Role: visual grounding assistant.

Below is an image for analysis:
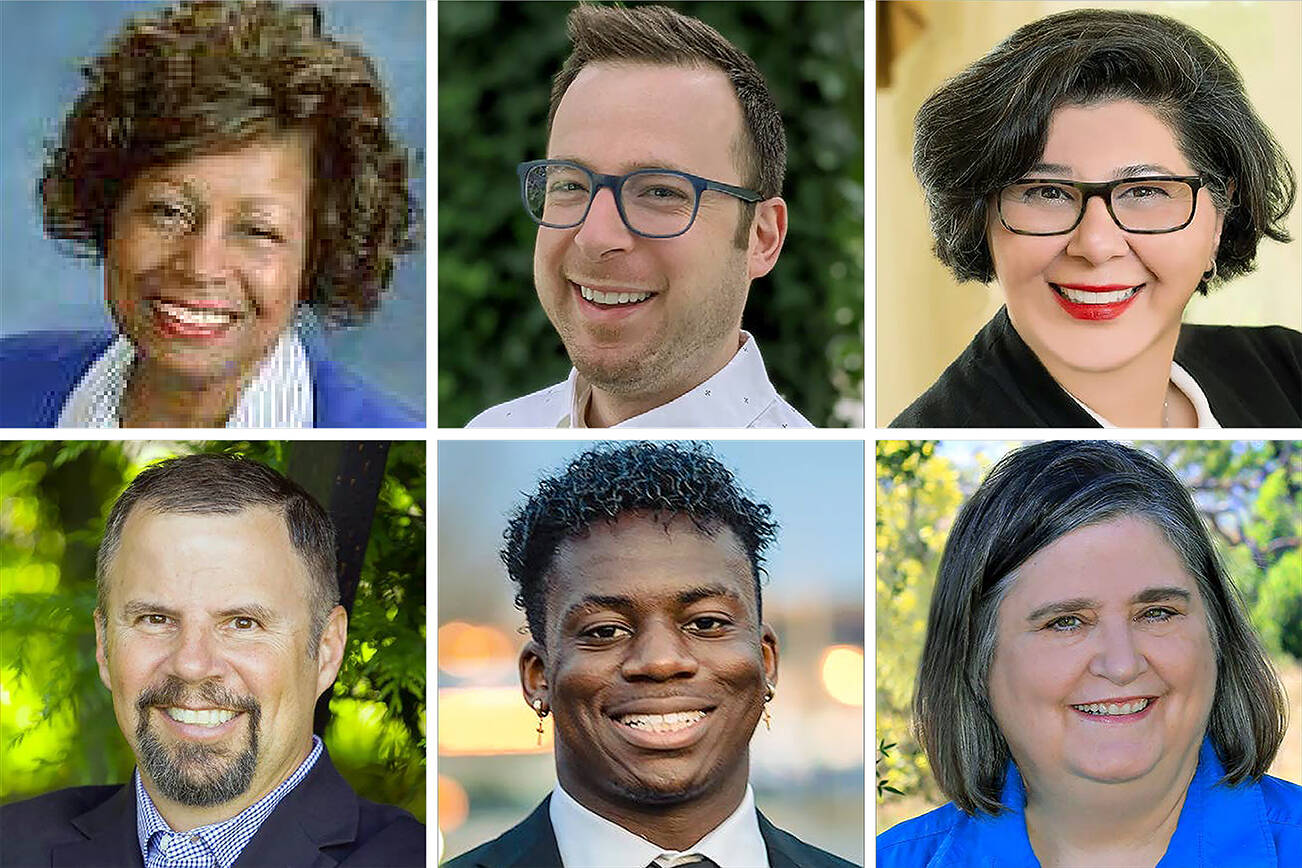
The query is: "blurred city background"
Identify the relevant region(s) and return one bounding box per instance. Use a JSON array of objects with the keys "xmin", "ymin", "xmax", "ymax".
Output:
[
  {"xmin": 438, "ymin": 440, "xmax": 865, "ymax": 864},
  {"xmin": 876, "ymin": 440, "xmax": 1302, "ymax": 833},
  {"xmin": 438, "ymin": 1, "xmax": 864, "ymax": 426},
  {"xmin": 0, "ymin": 440, "xmax": 426, "ymax": 821}
]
